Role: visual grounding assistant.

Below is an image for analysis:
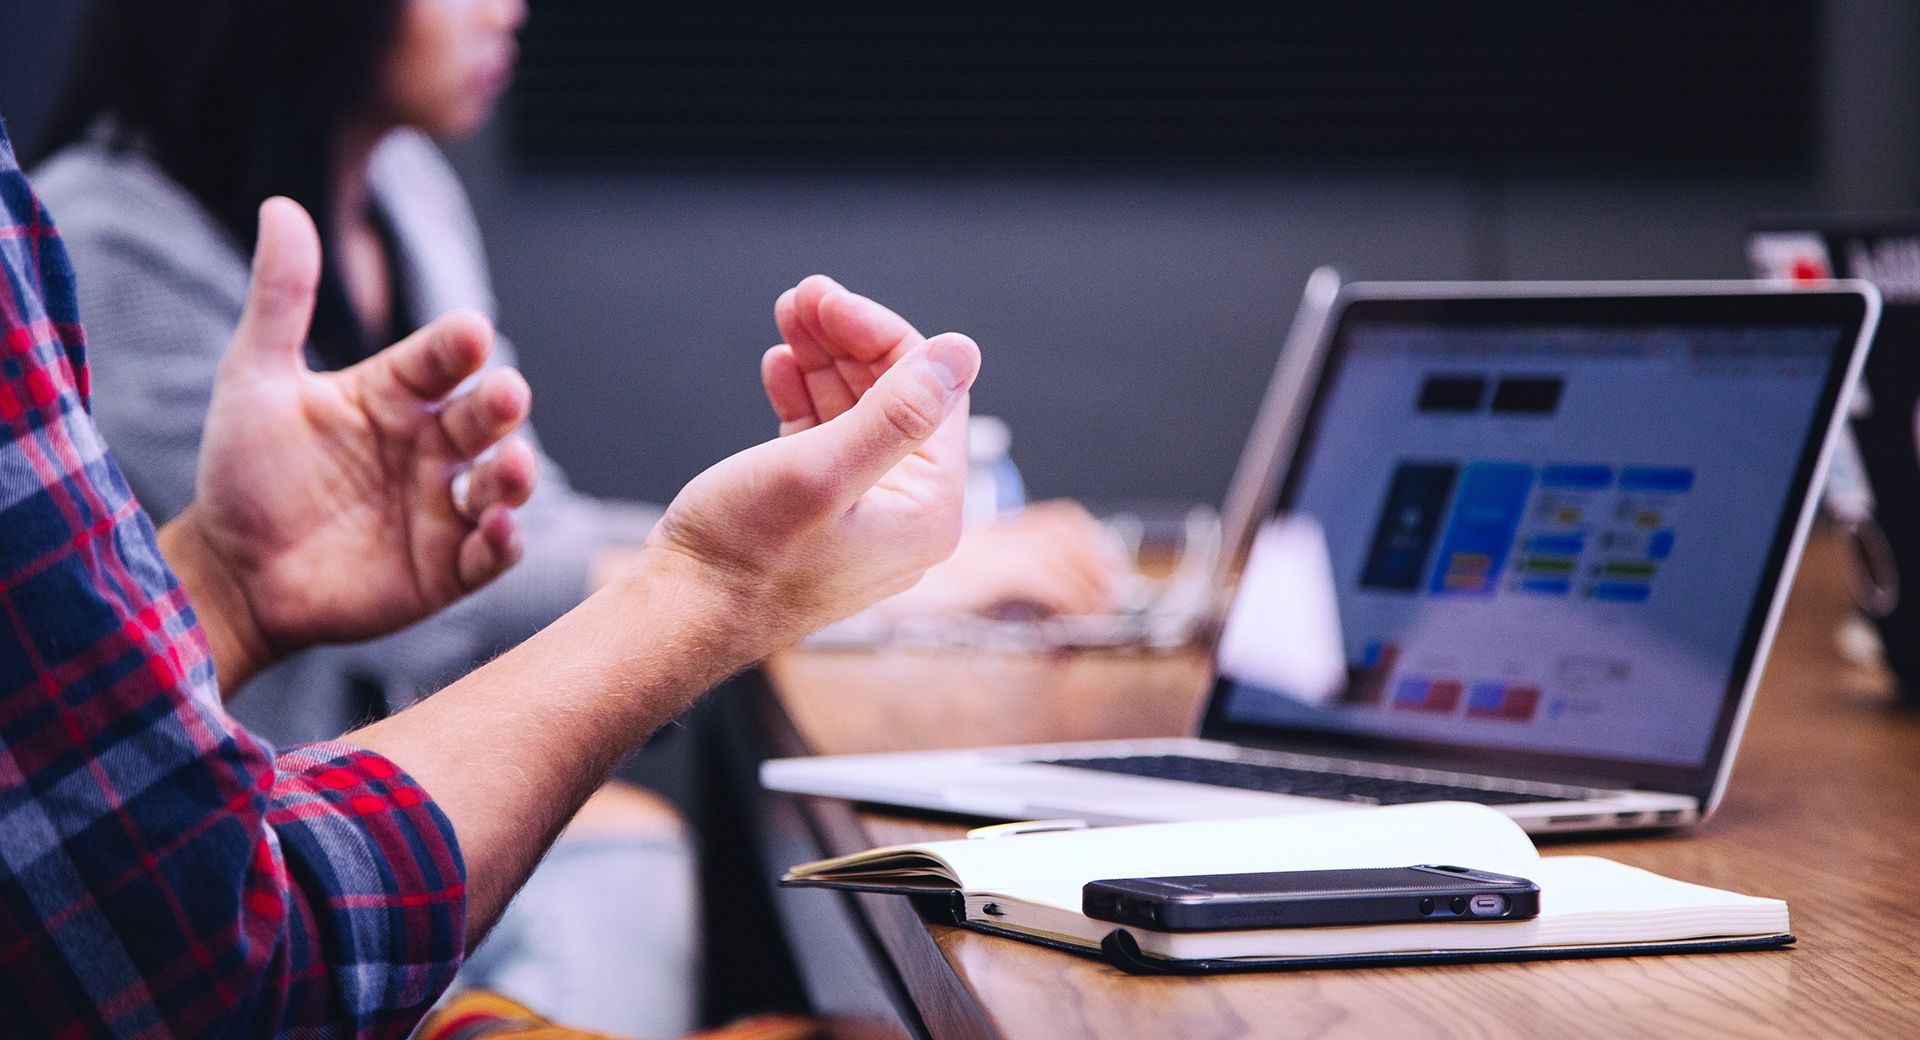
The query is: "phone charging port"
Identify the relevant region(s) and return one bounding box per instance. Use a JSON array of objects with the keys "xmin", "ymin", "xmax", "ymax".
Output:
[{"xmin": 1468, "ymin": 894, "xmax": 1509, "ymax": 917}]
